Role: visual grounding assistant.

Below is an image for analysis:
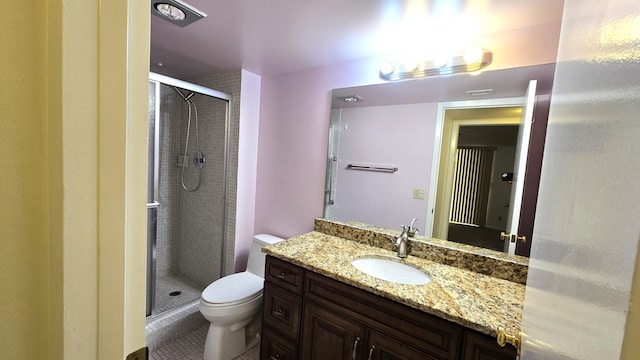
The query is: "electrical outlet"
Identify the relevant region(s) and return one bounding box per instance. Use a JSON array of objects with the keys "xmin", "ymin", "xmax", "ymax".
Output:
[
  {"xmin": 413, "ymin": 188, "xmax": 425, "ymax": 200},
  {"xmin": 126, "ymin": 347, "xmax": 148, "ymax": 360}
]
